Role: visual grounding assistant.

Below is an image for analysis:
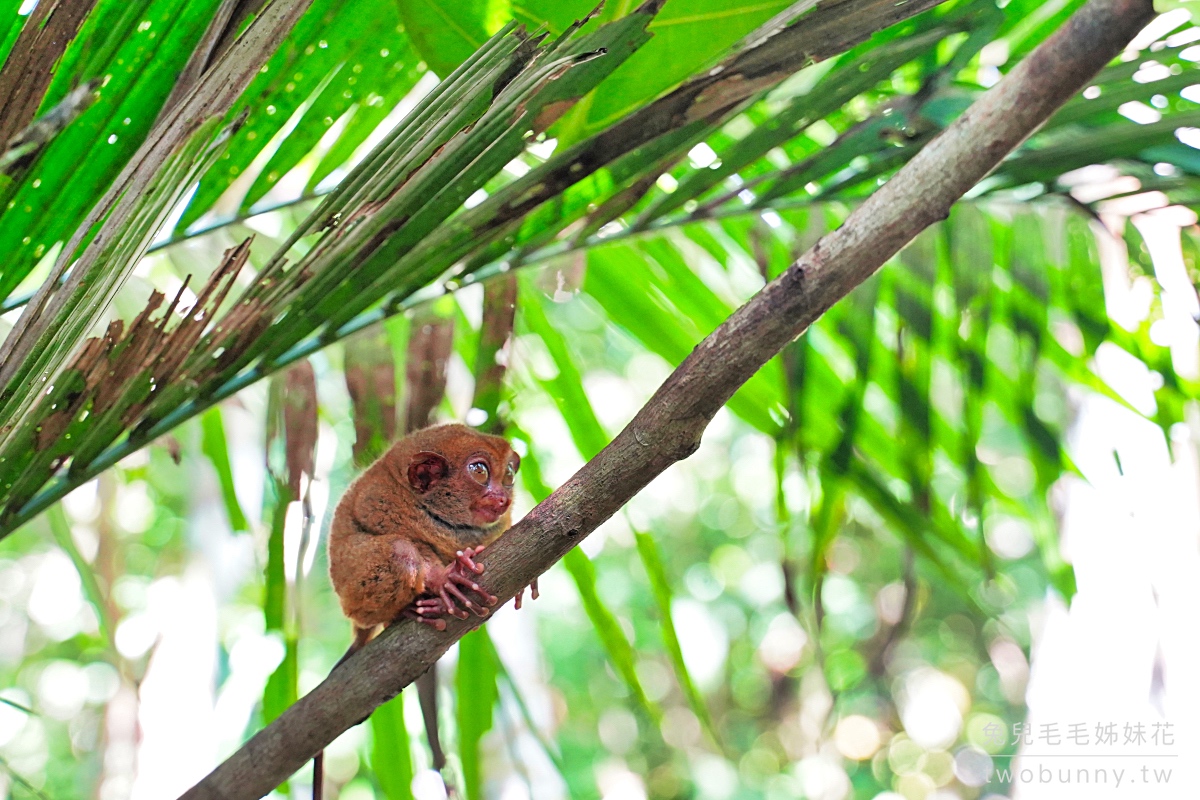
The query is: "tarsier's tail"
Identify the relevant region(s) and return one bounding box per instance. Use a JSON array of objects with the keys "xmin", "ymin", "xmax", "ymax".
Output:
[{"xmin": 312, "ymin": 752, "xmax": 326, "ymax": 800}]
